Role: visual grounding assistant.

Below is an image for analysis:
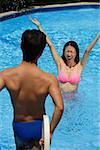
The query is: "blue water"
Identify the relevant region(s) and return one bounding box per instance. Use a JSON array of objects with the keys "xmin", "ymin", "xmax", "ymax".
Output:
[{"xmin": 0, "ymin": 7, "xmax": 100, "ymax": 150}]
